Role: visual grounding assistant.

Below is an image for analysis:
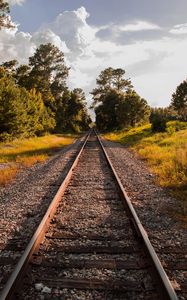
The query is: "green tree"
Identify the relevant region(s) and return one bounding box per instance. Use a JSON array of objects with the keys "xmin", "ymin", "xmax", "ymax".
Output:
[
  {"xmin": 54, "ymin": 88, "xmax": 71, "ymax": 132},
  {"xmin": 91, "ymin": 67, "xmax": 132, "ymax": 107},
  {"xmin": 28, "ymin": 43, "xmax": 69, "ymax": 108},
  {"xmin": 95, "ymin": 90, "xmax": 120, "ymax": 131},
  {"xmin": 92, "ymin": 67, "xmax": 150, "ymax": 131},
  {"xmin": 0, "ymin": 0, "xmax": 14, "ymax": 29},
  {"xmin": 0, "ymin": 68, "xmax": 55, "ymax": 140},
  {"xmin": 27, "ymin": 88, "xmax": 55, "ymax": 135},
  {"xmin": 65, "ymin": 88, "xmax": 90, "ymax": 132},
  {"xmin": 171, "ymin": 79, "xmax": 187, "ymax": 121},
  {"xmin": 14, "ymin": 43, "xmax": 69, "ymax": 132},
  {"xmin": 15, "ymin": 64, "xmax": 31, "ymax": 87},
  {"xmin": 117, "ymin": 90, "xmax": 150, "ymax": 128},
  {"xmin": 54, "ymin": 88, "xmax": 91, "ymax": 133},
  {"xmin": 0, "ymin": 68, "xmax": 30, "ymax": 139}
]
